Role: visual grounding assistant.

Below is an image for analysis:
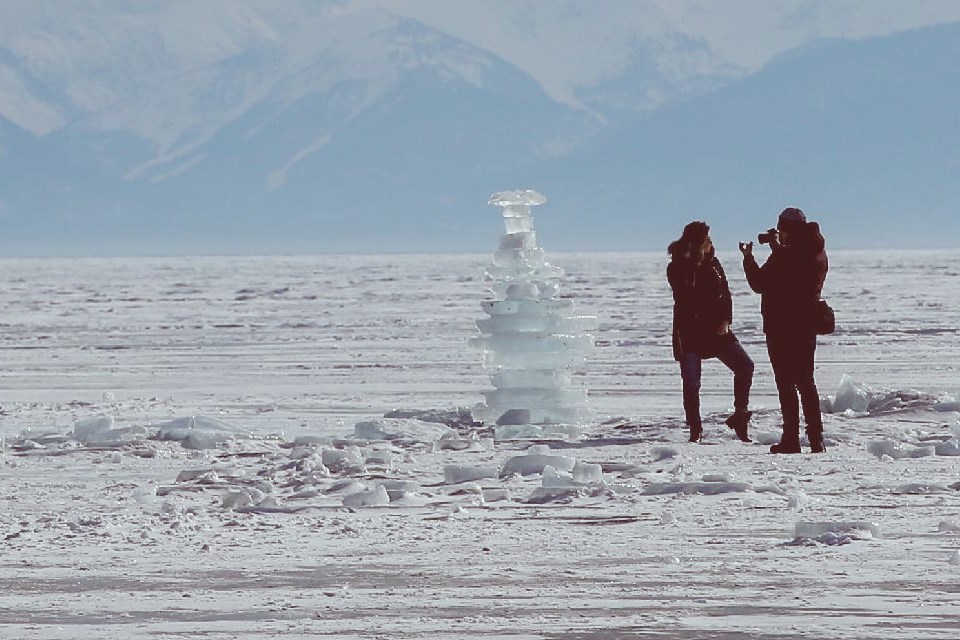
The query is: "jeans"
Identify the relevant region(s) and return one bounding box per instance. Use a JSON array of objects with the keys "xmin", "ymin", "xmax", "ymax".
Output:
[
  {"xmin": 678, "ymin": 333, "xmax": 754, "ymax": 429},
  {"xmin": 766, "ymin": 332, "xmax": 823, "ymax": 439}
]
